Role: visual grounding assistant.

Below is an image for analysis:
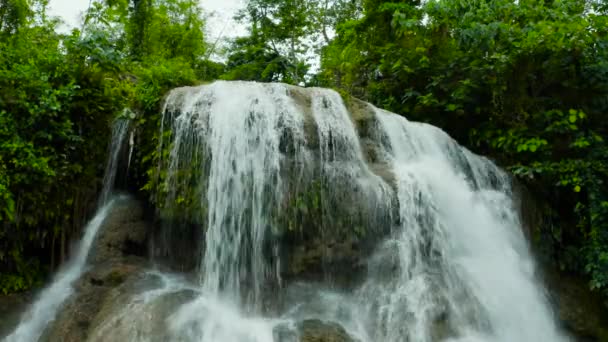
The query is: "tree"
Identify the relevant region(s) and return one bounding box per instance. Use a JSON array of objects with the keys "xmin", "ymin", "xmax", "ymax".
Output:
[
  {"xmin": 0, "ymin": 0, "xmax": 31, "ymax": 34},
  {"xmin": 221, "ymin": 0, "xmax": 313, "ymax": 83}
]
